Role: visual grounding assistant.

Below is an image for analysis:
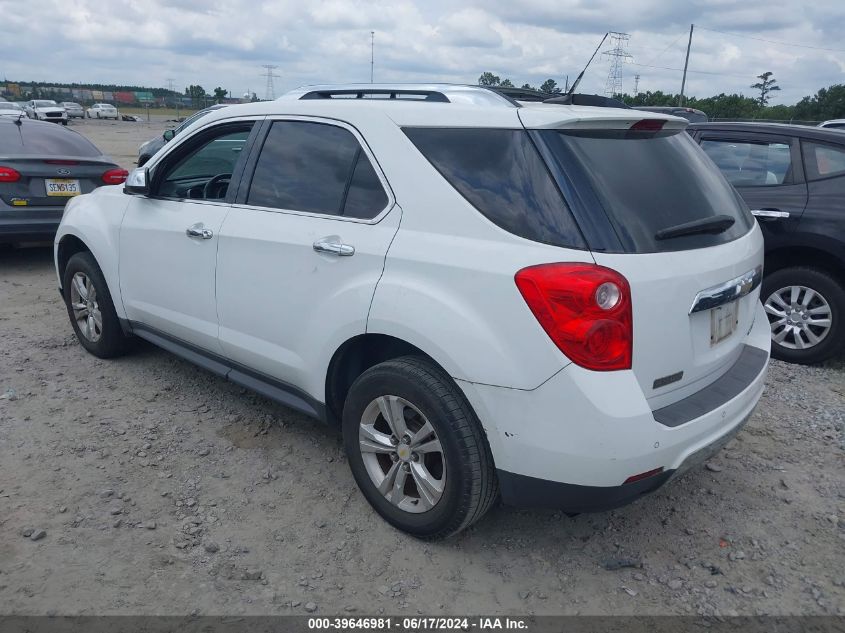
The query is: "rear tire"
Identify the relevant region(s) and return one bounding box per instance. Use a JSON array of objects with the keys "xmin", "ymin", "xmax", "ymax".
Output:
[
  {"xmin": 62, "ymin": 252, "xmax": 131, "ymax": 359},
  {"xmin": 762, "ymin": 266, "xmax": 844, "ymax": 364},
  {"xmin": 342, "ymin": 356, "xmax": 498, "ymax": 539}
]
